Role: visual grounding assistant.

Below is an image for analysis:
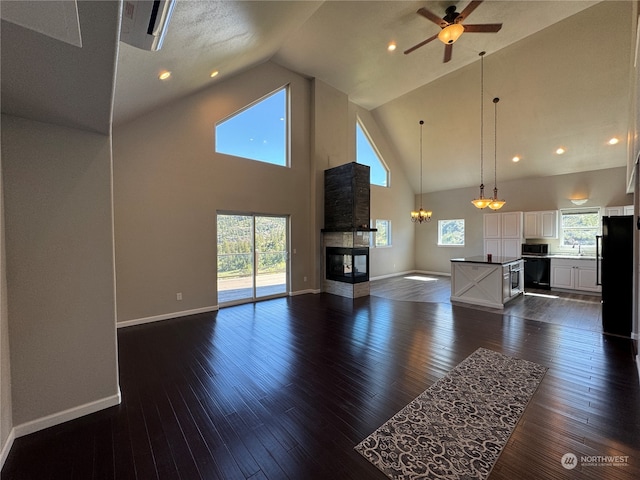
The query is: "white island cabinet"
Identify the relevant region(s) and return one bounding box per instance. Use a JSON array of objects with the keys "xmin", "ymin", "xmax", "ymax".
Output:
[{"xmin": 451, "ymin": 256, "xmax": 523, "ymax": 309}]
